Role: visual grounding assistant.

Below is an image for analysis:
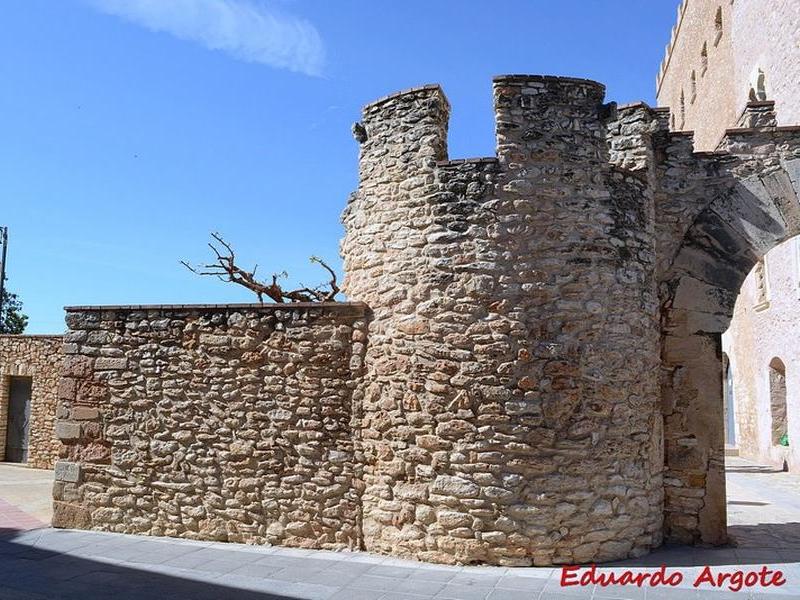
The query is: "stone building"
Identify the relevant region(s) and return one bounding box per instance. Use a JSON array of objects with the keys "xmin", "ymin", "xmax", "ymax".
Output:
[
  {"xmin": 722, "ymin": 238, "xmax": 800, "ymax": 471},
  {"xmin": 656, "ymin": 0, "xmax": 800, "ymax": 151},
  {"xmin": 52, "ymin": 75, "xmax": 800, "ymax": 565},
  {"xmin": 657, "ymin": 0, "xmax": 800, "ymax": 473},
  {"xmin": 0, "ymin": 335, "xmax": 63, "ymax": 469}
]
